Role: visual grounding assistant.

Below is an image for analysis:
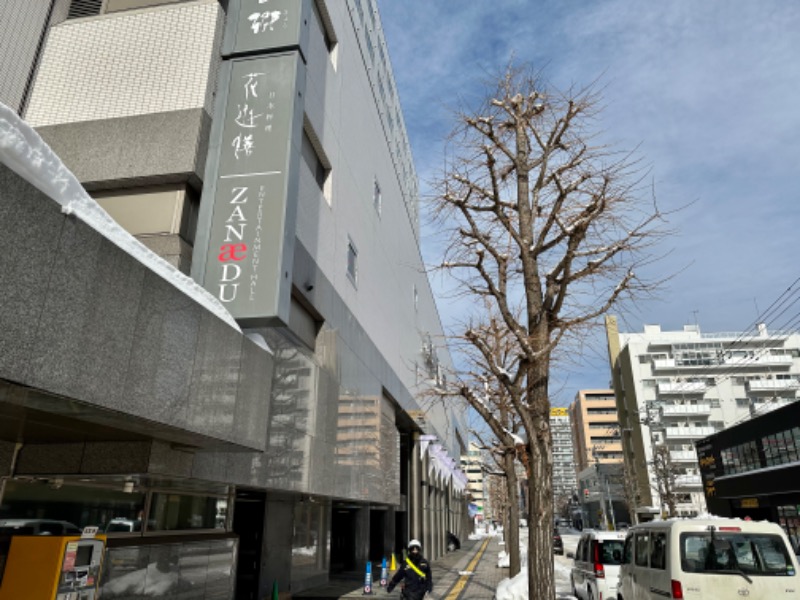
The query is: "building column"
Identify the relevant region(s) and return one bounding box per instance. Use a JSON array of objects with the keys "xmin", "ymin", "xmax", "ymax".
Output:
[
  {"xmin": 260, "ymin": 493, "xmax": 294, "ymax": 599},
  {"xmin": 411, "ymin": 434, "xmax": 421, "ymax": 541}
]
